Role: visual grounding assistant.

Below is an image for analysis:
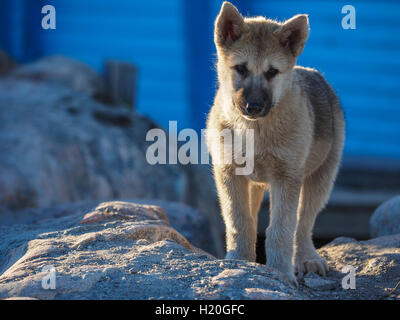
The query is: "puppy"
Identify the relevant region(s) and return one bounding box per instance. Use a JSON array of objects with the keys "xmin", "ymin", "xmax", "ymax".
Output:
[{"xmin": 206, "ymin": 2, "xmax": 345, "ymax": 286}]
